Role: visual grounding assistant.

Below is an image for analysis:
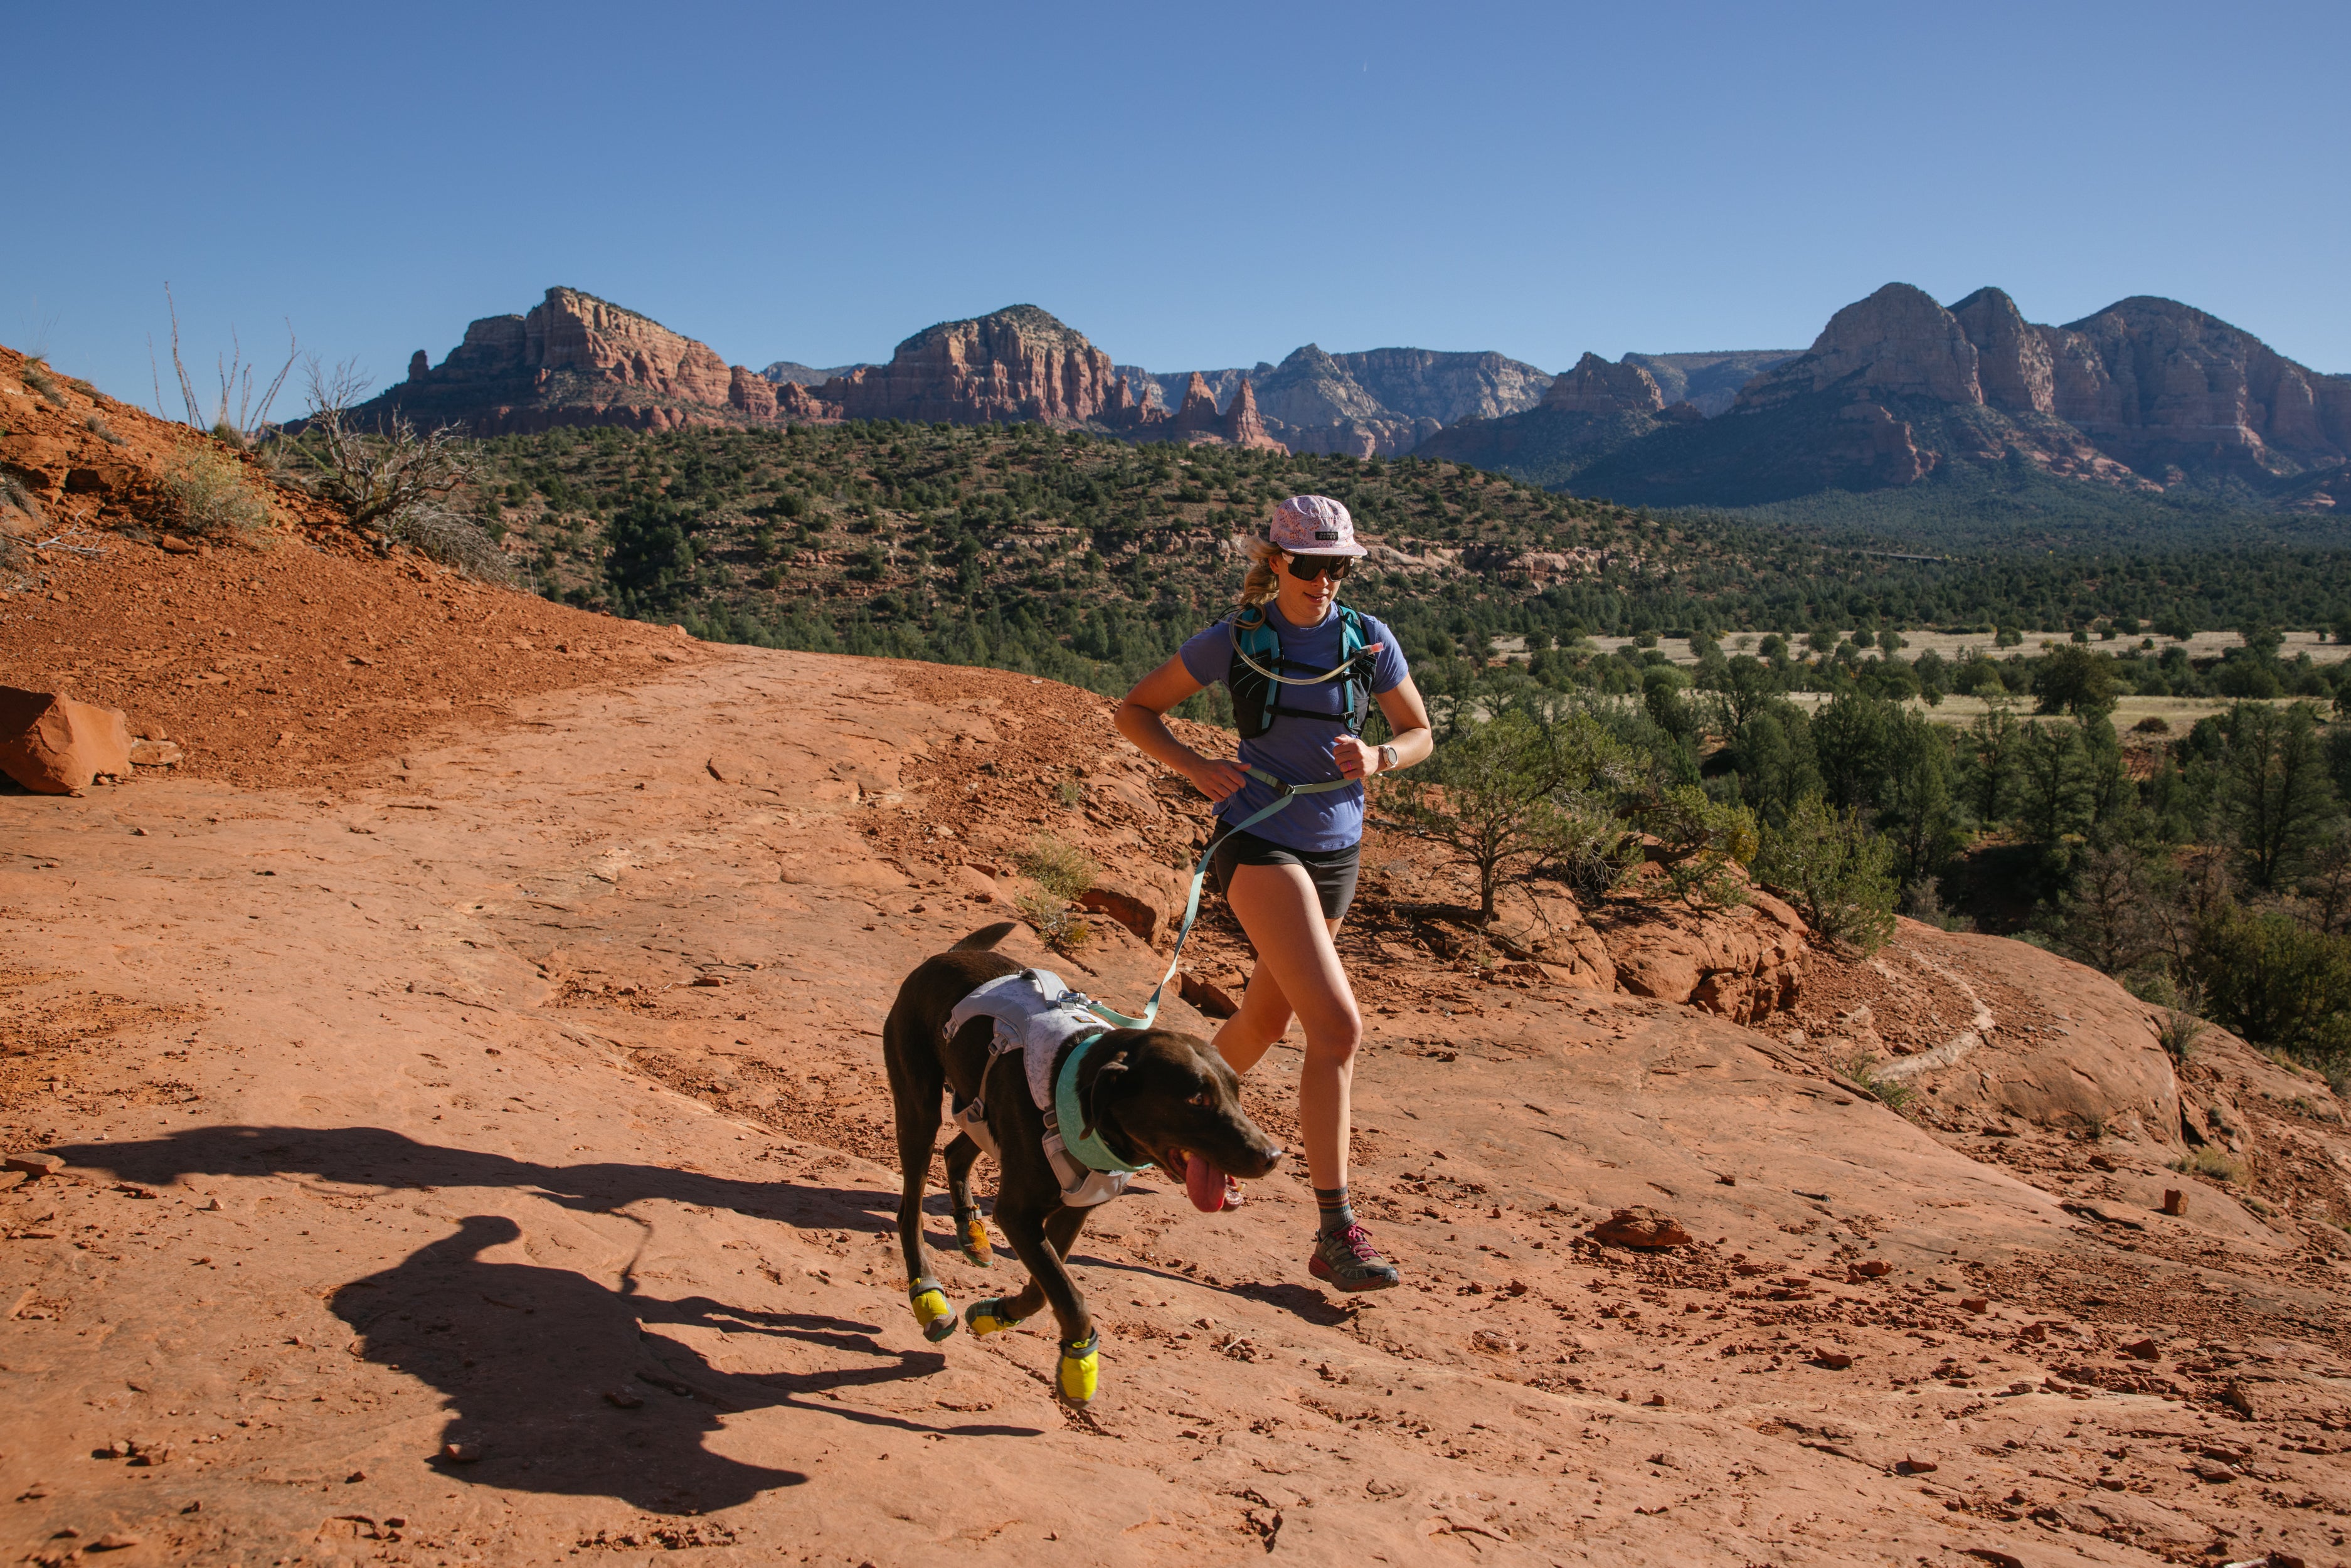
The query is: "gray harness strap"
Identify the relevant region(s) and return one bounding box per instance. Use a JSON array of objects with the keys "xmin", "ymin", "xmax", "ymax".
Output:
[{"xmin": 943, "ymin": 970, "xmax": 1135, "ymax": 1207}]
